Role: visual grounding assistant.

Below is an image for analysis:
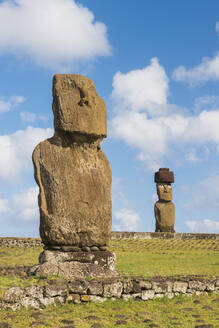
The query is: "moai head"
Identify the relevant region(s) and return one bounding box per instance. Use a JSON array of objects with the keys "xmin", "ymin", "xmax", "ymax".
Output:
[
  {"xmin": 156, "ymin": 183, "xmax": 173, "ymax": 201},
  {"xmin": 155, "ymin": 168, "xmax": 174, "ymax": 201},
  {"xmin": 52, "ymin": 74, "xmax": 107, "ymax": 138}
]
